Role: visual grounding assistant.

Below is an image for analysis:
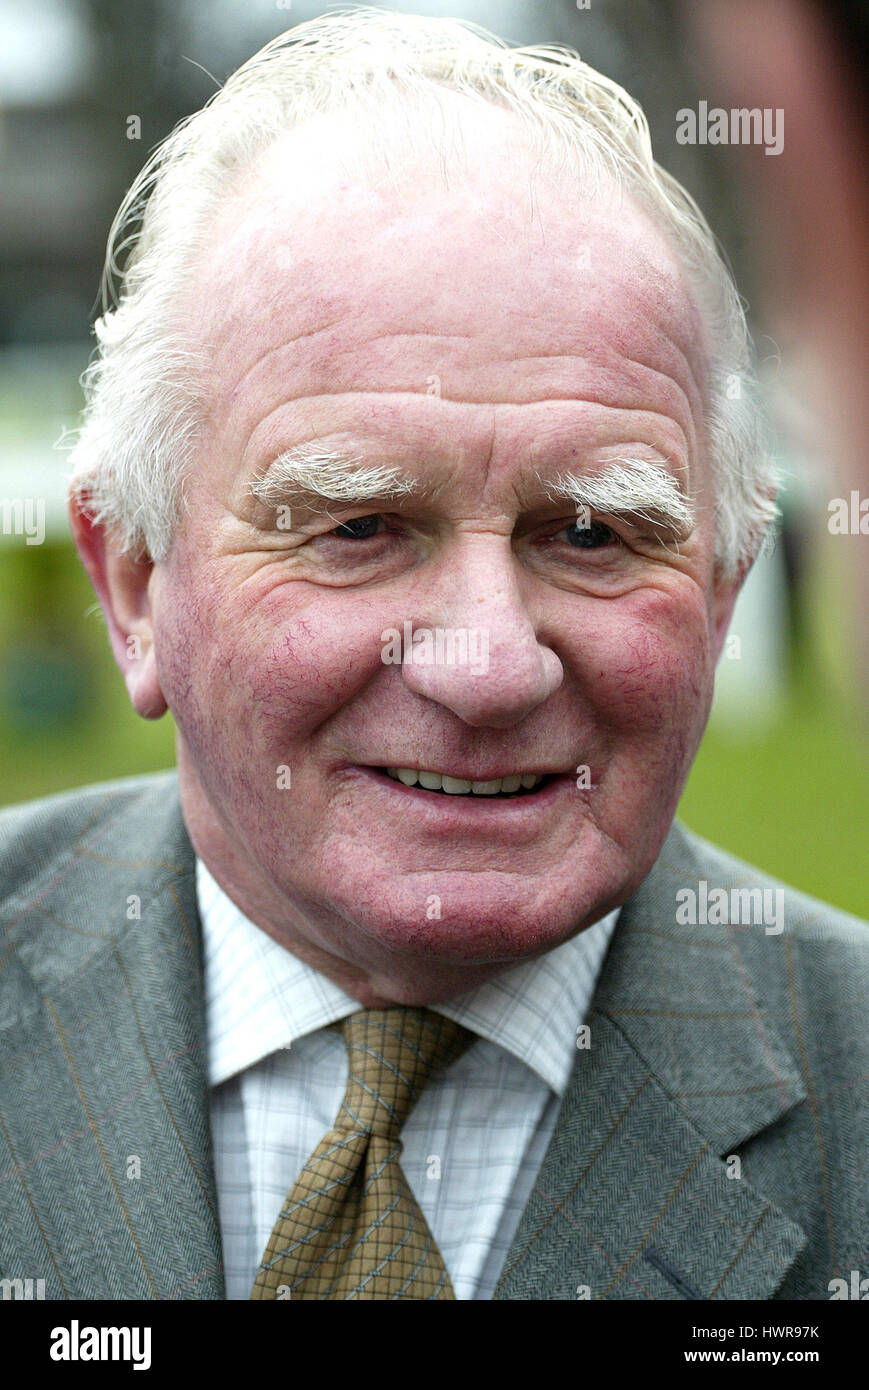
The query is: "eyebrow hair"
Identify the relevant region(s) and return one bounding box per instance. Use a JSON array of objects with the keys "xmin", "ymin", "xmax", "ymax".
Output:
[
  {"xmin": 249, "ymin": 445, "xmax": 422, "ymax": 506},
  {"xmin": 249, "ymin": 444, "xmax": 694, "ymax": 538},
  {"xmin": 541, "ymin": 457, "xmax": 694, "ymax": 538}
]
